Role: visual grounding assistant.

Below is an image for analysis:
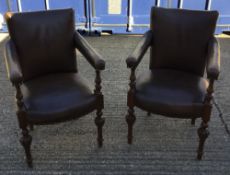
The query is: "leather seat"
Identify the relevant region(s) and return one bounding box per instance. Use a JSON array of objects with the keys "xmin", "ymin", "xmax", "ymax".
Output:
[
  {"xmin": 134, "ymin": 69, "xmax": 208, "ymax": 118},
  {"xmin": 21, "ymin": 73, "xmax": 97, "ymax": 124}
]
